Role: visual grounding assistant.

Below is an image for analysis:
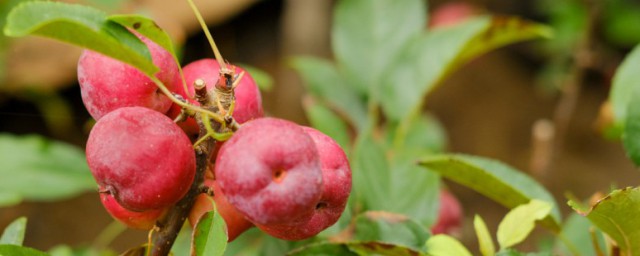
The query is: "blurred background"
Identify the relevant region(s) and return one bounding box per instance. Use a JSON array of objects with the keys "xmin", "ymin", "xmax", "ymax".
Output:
[{"xmin": 1, "ymin": 0, "xmax": 639, "ymax": 253}]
